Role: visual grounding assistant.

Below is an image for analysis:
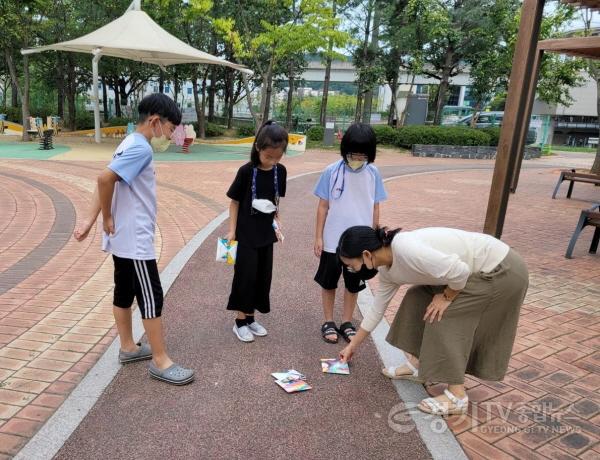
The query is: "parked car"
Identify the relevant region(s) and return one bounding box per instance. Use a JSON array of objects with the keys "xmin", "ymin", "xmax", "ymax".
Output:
[{"xmin": 450, "ymin": 111, "xmax": 537, "ymax": 145}]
